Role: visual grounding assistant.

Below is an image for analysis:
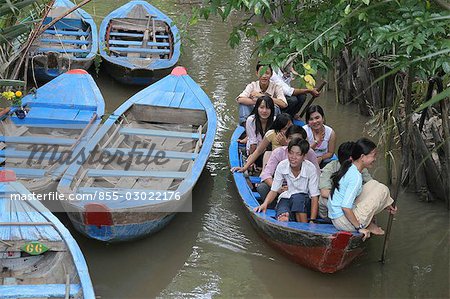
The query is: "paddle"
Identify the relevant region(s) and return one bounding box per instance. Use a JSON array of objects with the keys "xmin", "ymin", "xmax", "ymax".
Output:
[
  {"xmin": 380, "ymin": 162, "xmax": 402, "ymax": 264},
  {"xmin": 299, "ymin": 80, "xmax": 327, "ymax": 118}
]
